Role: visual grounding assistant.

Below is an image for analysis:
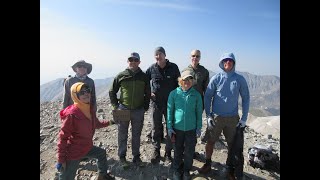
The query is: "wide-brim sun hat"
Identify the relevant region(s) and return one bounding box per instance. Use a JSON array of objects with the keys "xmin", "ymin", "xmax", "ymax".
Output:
[{"xmin": 71, "ymin": 60, "xmax": 92, "ymax": 74}]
